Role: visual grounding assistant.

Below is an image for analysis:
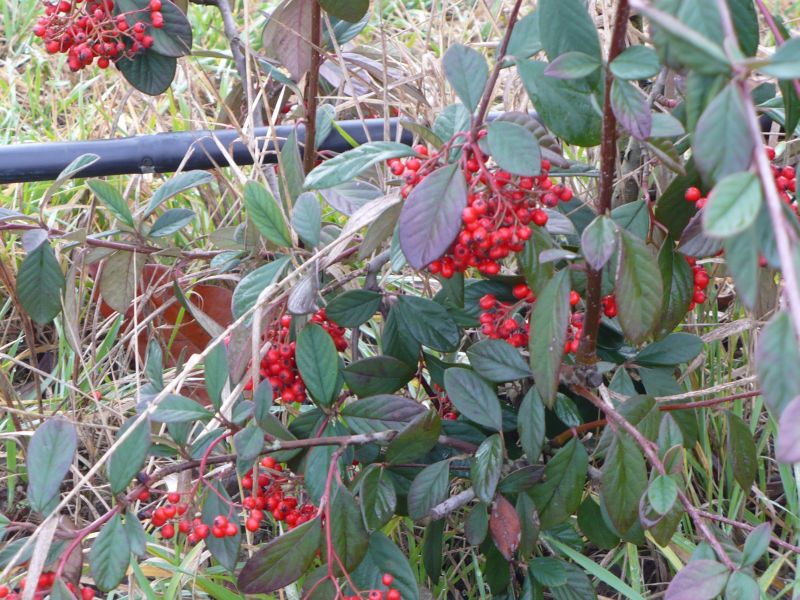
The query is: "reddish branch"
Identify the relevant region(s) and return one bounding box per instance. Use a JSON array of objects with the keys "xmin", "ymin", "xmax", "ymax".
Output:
[
  {"xmin": 577, "ymin": 0, "xmax": 630, "ymax": 365},
  {"xmin": 302, "ymin": 0, "xmax": 322, "ymax": 175}
]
